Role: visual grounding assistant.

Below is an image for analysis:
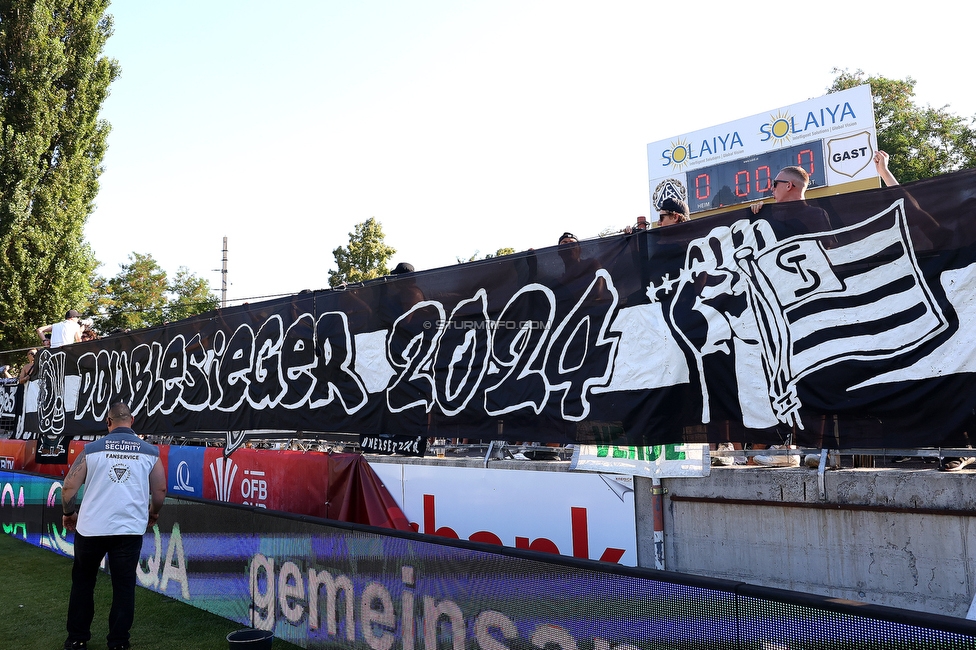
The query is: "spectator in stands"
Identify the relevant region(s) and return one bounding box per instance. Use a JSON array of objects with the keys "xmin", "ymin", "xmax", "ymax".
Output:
[
  {"xmin": 0, "ymin": 365, "xmax": 11, "ymax": 379},
  {"xmin": 378, "ymin": 261, "xmax": 425, "ymax": 326},
  {"xmin": 876, "ymin": 150, "xmax": 973, "ymax": 471},
  {"xmin": 36, "ymin": 309, "xmax": 83, "ymax": 348},
  {"xmin": 81, "ymin": 324, "xmax": 98, "ymax": 342},
  {"xmin": 749, "ymin": 166, "xmax": 834, "ymax": 244},
  {"xmin": 874, "ymin": 150, "xmax": 898, "ymax": 187},
  {"xmin": 557, "ymin": 232, "xmax": 604, "ymax": 285},
  {"xmin": 751, "ymin": 166, "xmax": 813, "ymax": 214},
  {"xmin": 391, "ymin": 262, "xmax": 415, "ymax": 275},
  {"xmin": 763, "ymin": 152, "xmax": 927, "ymax": 469},
  {"xmin": 656, "ymin": 197, "xmax": 690, "ymax": 227},
  {"xmin": 555, "ymin": 231, "xmax": 613, "ymax": 309},
  {"xmin": 18, "ymin": 349, "xmax": 37, "ymax": 384}
]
